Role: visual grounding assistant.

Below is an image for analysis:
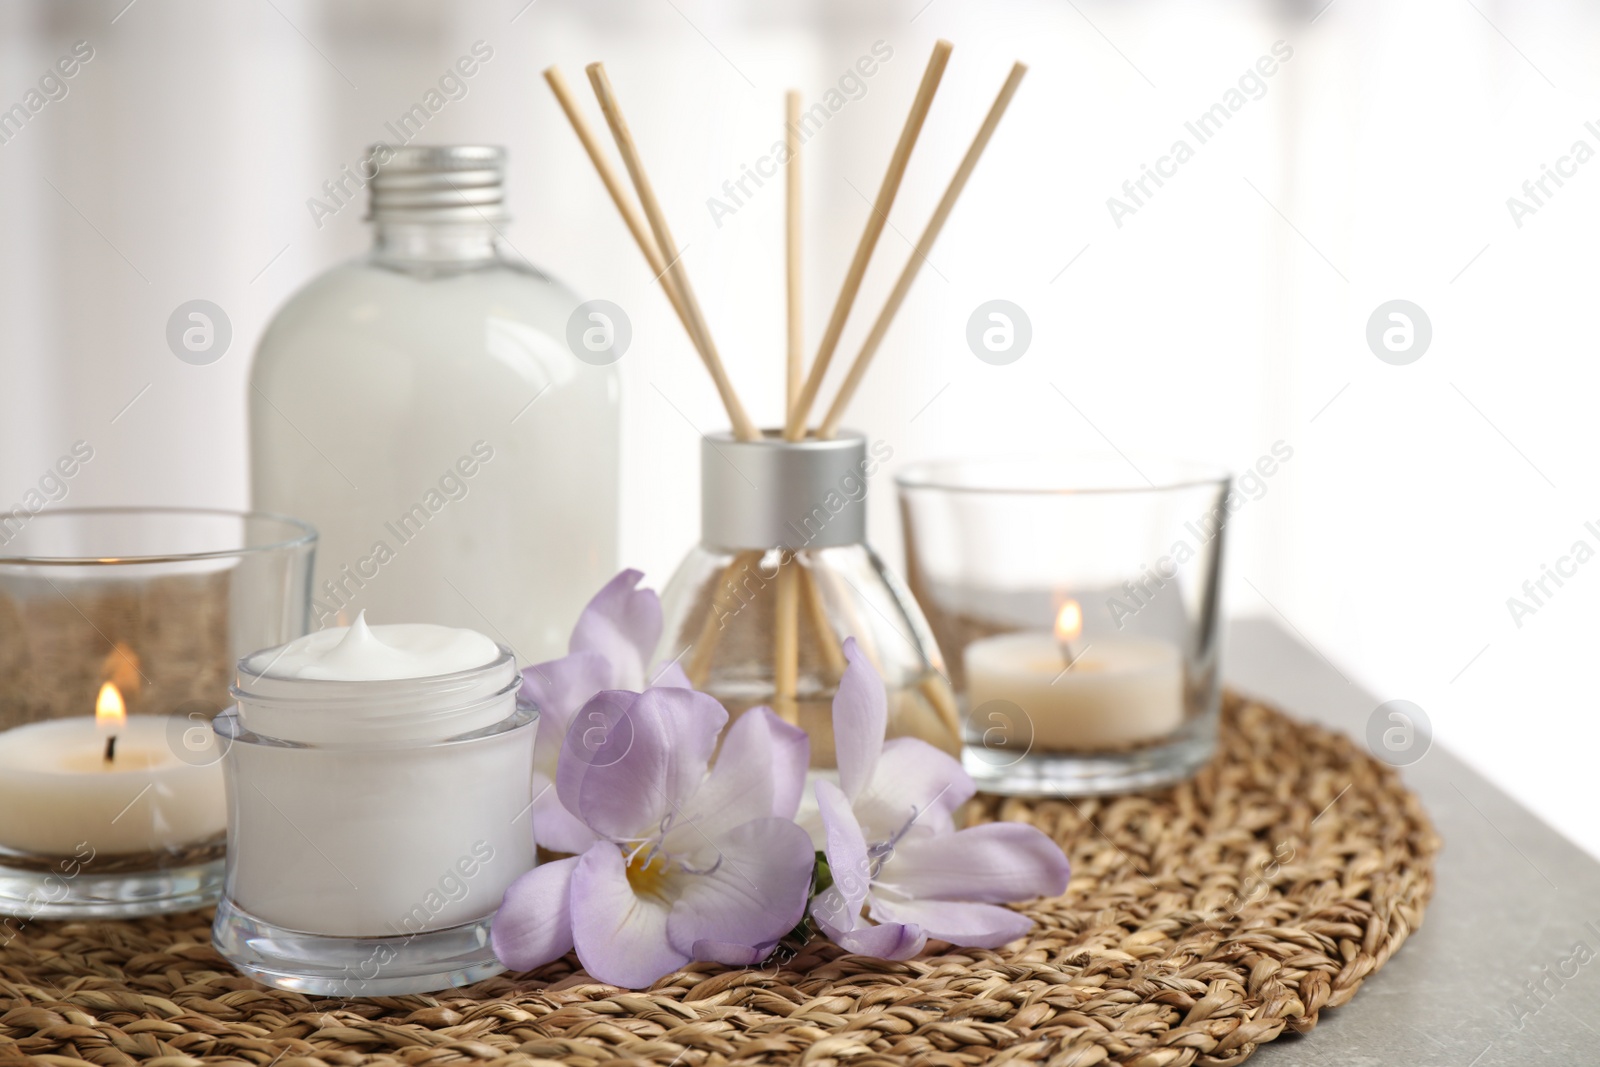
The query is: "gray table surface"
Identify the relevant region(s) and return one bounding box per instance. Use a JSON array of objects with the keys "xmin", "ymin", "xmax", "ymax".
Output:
[{"xmin": 1226, "ymin": 617, "xmax": 1600, "ymax": 1066}]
